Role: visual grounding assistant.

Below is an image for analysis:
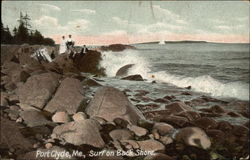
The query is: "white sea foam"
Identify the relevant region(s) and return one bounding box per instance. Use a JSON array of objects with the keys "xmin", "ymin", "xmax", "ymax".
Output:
[{"xmin": 100, "ymin": 50, "xmax": 249, "ymax": 101}]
